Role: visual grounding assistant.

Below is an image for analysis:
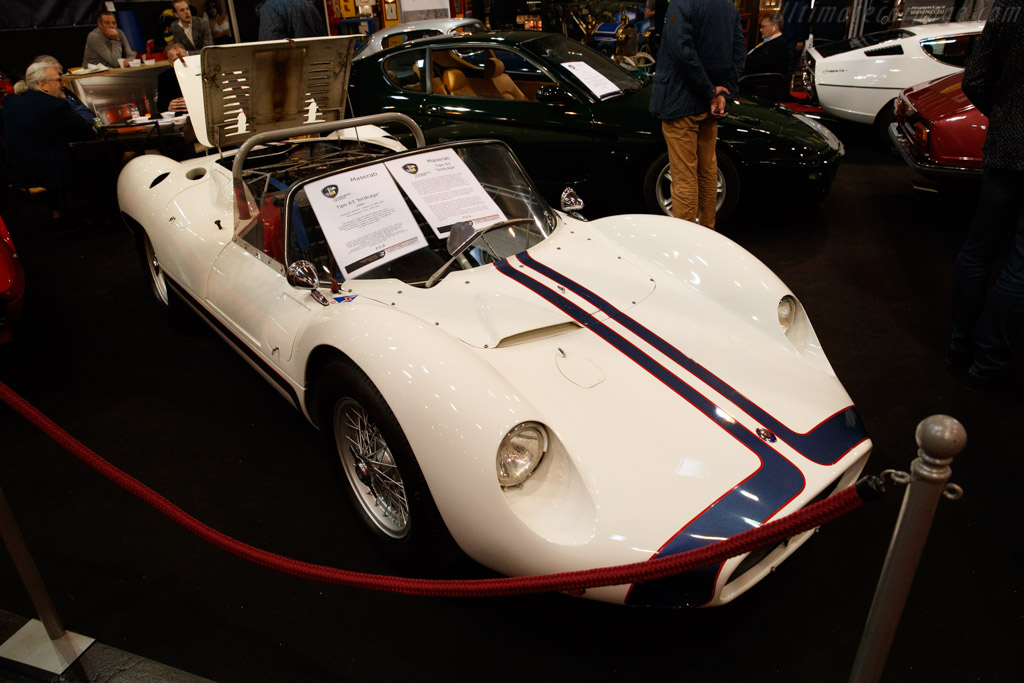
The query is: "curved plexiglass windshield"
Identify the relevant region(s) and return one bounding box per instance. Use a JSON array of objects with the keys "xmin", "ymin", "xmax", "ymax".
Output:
[
  {"xmin": 283, "ymin": 141, "xmax": 556, "ymax": 286},
  {"xmin": 521, "ymin": 33, "xmax": 643, "ymax": 98}
]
